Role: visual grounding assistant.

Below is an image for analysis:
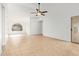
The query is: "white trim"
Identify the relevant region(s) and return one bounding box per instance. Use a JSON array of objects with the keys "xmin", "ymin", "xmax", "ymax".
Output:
[{"xmin": 43, "ymin": 33, "xmax": 71, "ymax": 42}]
